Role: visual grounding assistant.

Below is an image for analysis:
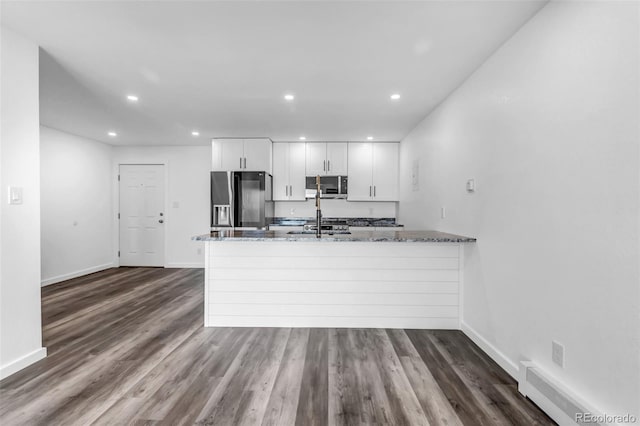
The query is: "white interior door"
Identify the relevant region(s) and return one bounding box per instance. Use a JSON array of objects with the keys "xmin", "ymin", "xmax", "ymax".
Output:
[{"xmin": 119, "ymin": 164, "xmax": 165, "ymax": 267}]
